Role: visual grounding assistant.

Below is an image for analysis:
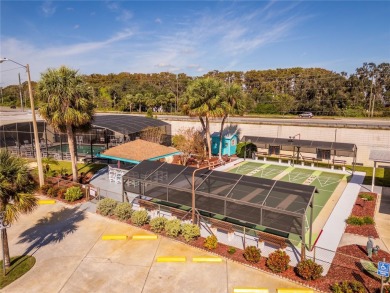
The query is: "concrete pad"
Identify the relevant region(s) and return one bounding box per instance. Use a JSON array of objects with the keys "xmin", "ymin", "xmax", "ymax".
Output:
[{"xmin": 60, "ymin": 259, "xmax": 150, "ymax": 293}]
